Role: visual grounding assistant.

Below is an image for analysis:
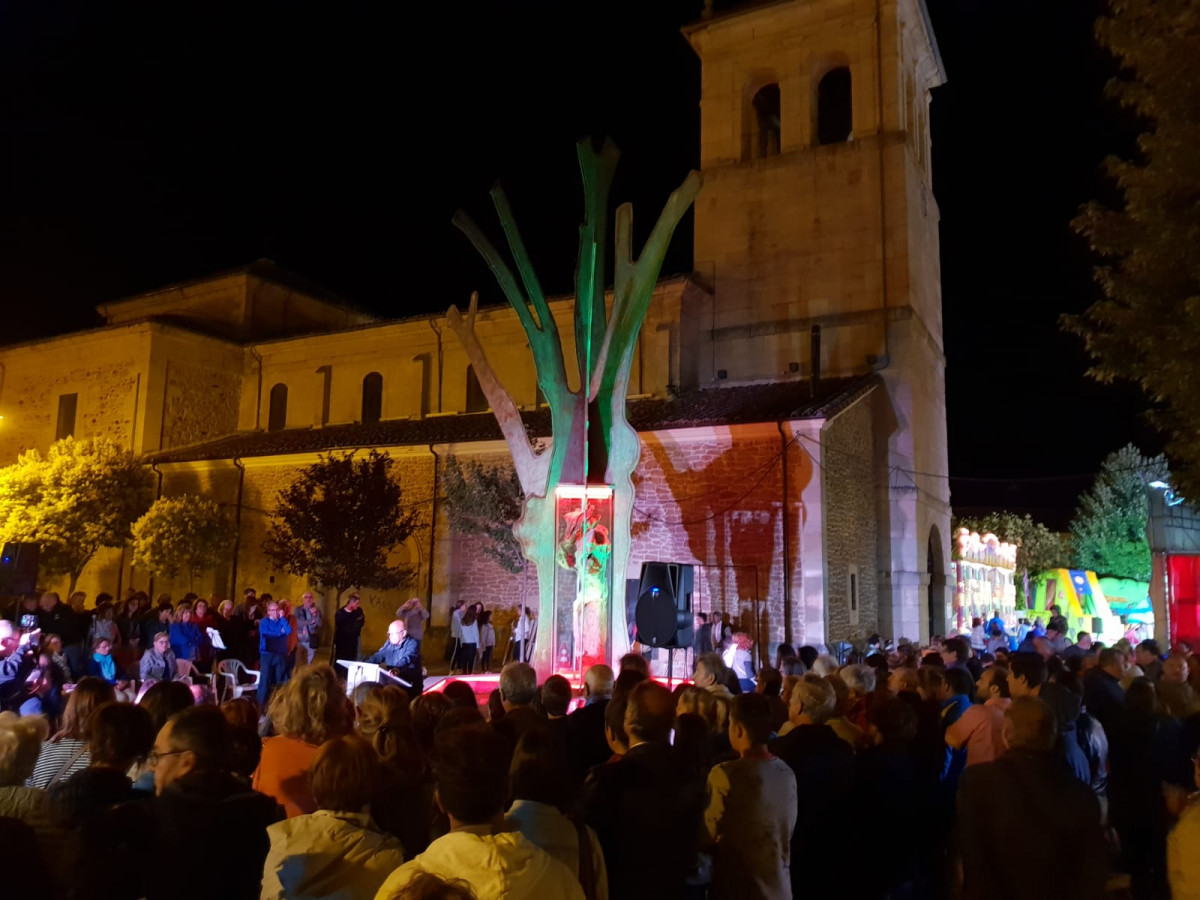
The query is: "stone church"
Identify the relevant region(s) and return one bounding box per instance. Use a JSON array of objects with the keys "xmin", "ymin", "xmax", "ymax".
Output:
[{"xmin": 0, "ymin": 0, "xmax": 949, "ymax": 658}]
